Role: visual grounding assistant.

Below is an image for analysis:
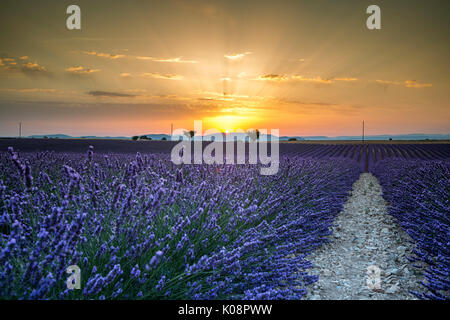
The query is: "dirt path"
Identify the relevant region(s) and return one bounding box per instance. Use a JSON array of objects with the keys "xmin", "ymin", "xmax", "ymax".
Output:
[{"xmin": 305, "ymin": 173, "xmax": 424, "ymax": 300}]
